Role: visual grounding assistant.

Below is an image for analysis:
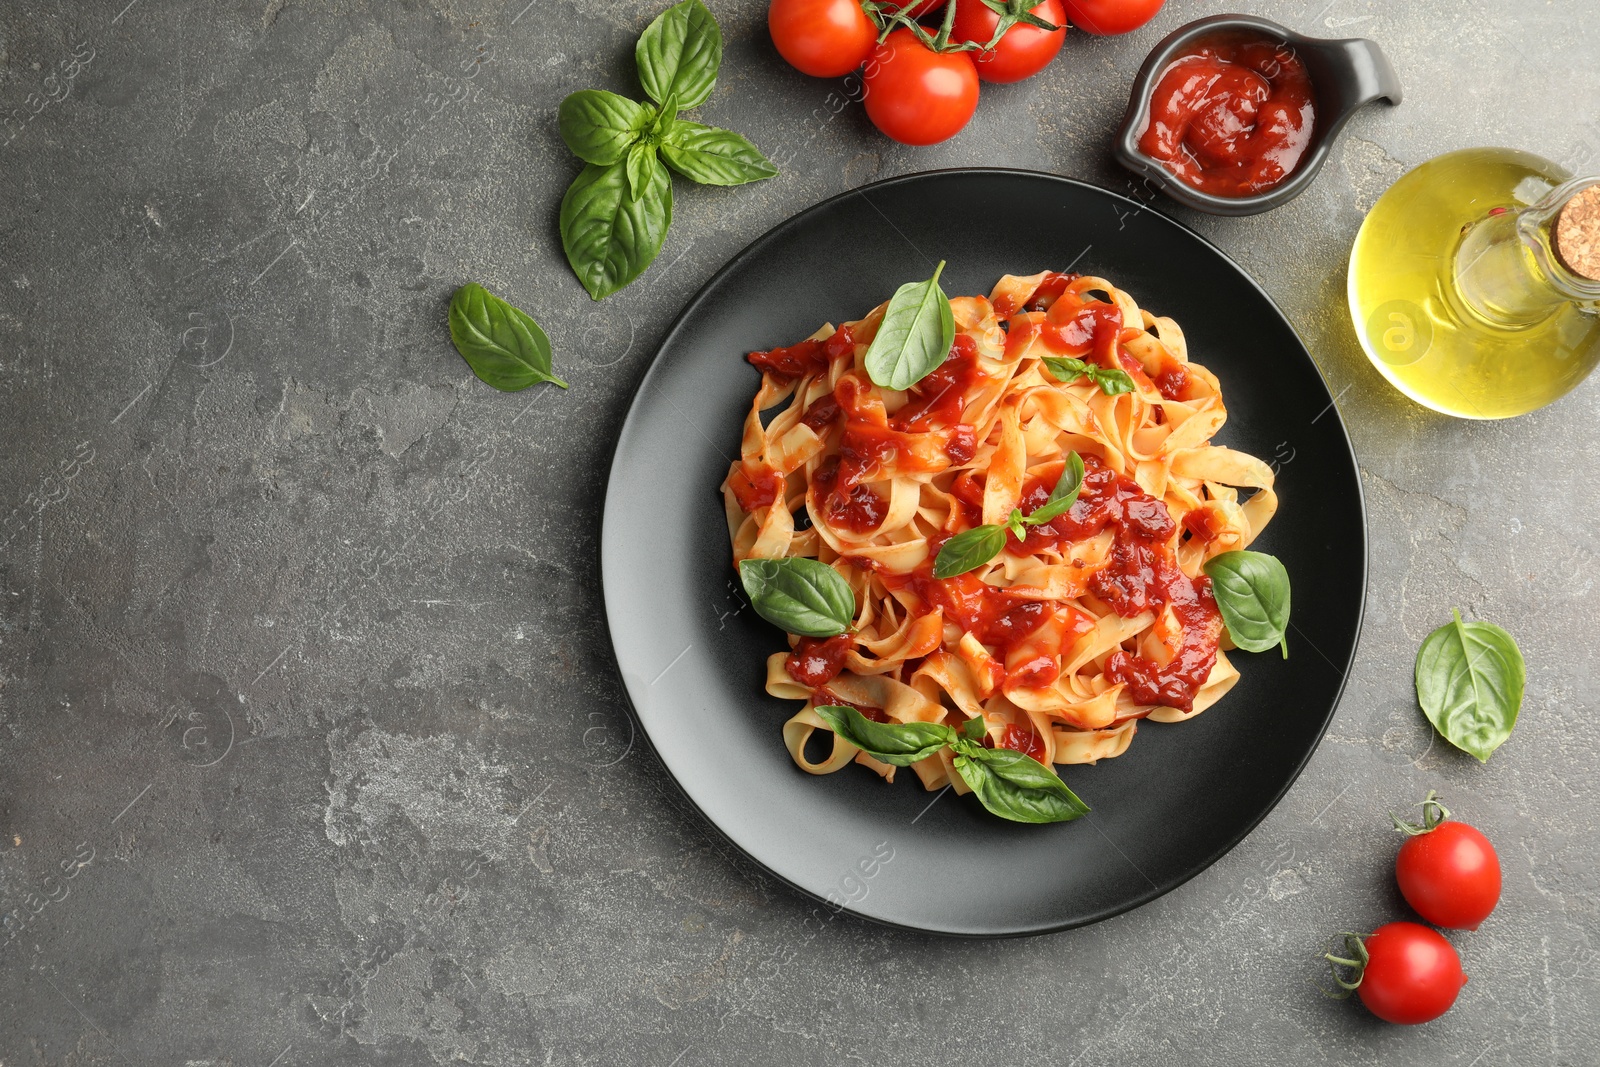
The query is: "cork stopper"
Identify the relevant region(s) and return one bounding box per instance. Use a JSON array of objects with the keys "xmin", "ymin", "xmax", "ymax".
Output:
[{"xmin": 1554, "ymin": 184, "xmax": 1600, "ymax": 282}]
